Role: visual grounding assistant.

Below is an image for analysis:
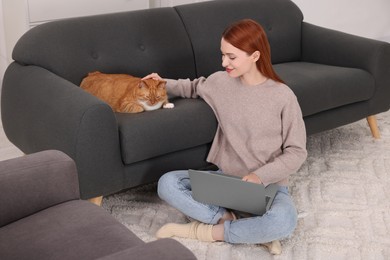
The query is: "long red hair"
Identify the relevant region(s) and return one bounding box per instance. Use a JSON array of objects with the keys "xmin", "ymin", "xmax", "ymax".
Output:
[{"xmin": 222, "ymin": 19, "xmax": 284, "ymax": 84}]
